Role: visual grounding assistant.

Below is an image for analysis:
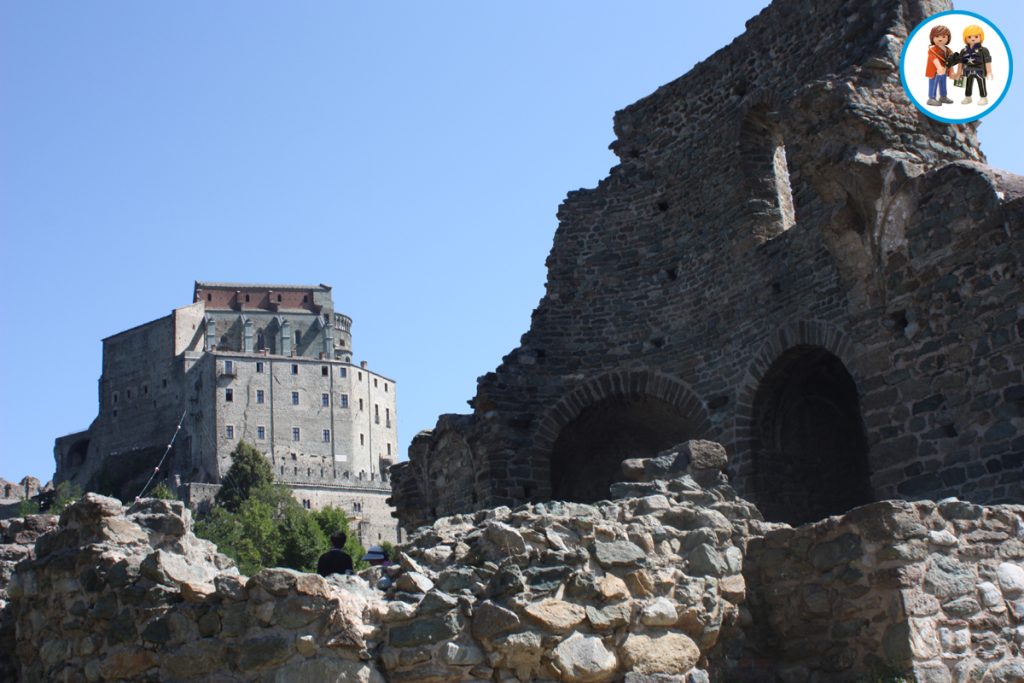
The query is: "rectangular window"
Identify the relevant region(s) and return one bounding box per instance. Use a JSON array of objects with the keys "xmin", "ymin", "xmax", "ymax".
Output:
[
  {"xmin": 292, "ymin": 427, "xmax": 300, "ymax": 442},
  {"xmin": 373, "ymin": 378, "xmax": 378, "ymax": 388},
  {"xmin": 257, "ymin": 426, "xmax": 266, "ymax": 440},
  {"xmin": 339, "ymin": 367, "xmax": 347, "ymax": 378},
  {"xmin": 225, "ymin": 388, "xmax": 233, "ymax": 402},
  {"xmin": 386, "ymin": 407, "xmax": 391, "ymax": 428},
  {"xmin": 162, "ymin": 379, "xmax": 167, "ymax": 388},
  {"xmin": 360, "ymin": 433, "xmax": 365, "ymax": 446},
  {"xmin": 256, "ymin": 389, "xmax": 265, "ymax": 404},
  {"xmin": 256, "ymin": 361, "xmax": 264, "ymax": 373},
  {"xmin": 322, "ymin": 365, "xmax": 329, "ymax": 377},
  {"xmin": 387, "ymin": 443, "xmax": 392, "ymax": 456},
  {"xmin": 374, "ymin": 404, "xmax": 380, "ymax": 424},
  {"xmin": 385, "ymin": 383, "xmax": 388, "ymax": 392},
  {"xmin": 323, "ymin": 429, "xmax": 331, "ymax": 442},
  {"xmin": 358, "ymin": 372, "xmax": 362, "ymax": 381},
  {"xmin": 291, "ymin": 364, "xmax": 299, "ymax": 375},
  {"xmin": 340, "ymin": 394, "xmax": 349, "ymax": 408},
  {"xmin": 224, "ymin": 360, "xmax": 233, "ymax": 374},
  {"xmin": 292, "ymin": 391, "xmax": 300, "ymax": 405},
  {"xmin": 226, "ymin": 425, "xmax": 234, "ymax": 439},
  {"xmin": 322, "ymin": 393, "xmax": 330, "ymax": 407},
  {"xmin": 359, "ymin": 398, "xmax": 364, "ymax": 411}
]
